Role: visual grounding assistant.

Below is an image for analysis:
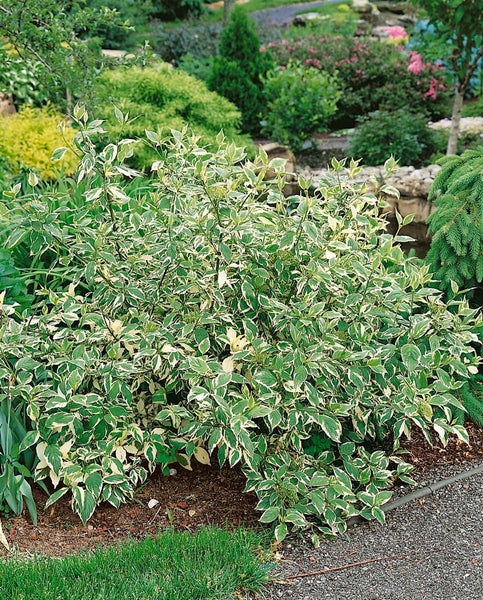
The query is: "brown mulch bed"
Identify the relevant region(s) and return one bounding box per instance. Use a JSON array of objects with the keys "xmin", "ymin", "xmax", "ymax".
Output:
[{"xmin": 2, "ymin": 422, "xmax": 483, "ymax": 558}]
